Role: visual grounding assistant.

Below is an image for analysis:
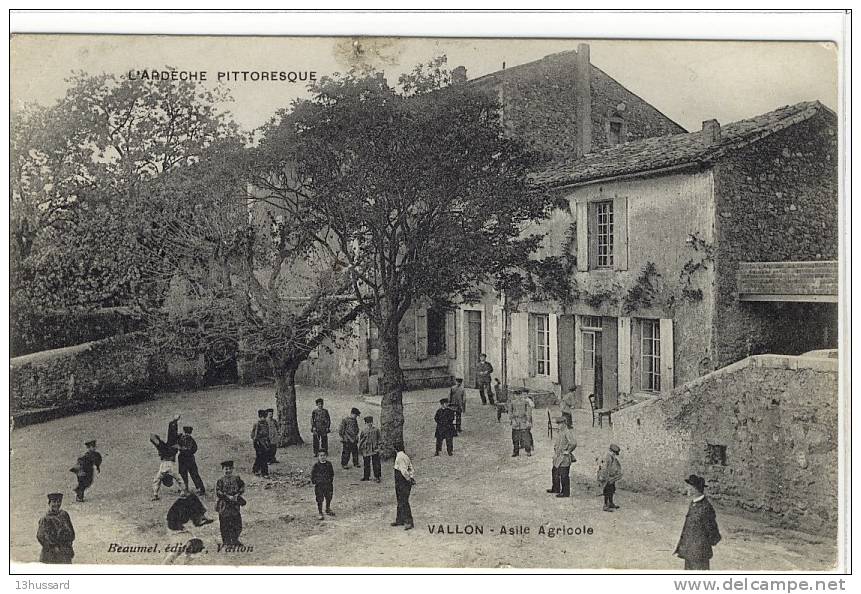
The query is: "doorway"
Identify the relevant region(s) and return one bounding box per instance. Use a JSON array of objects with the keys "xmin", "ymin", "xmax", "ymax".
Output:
[
  {"xmin": 582, "ymin": 317, "xmax": 604, "ymax": 408},
  {"xmin": 465, "ymin": 311, "xmax": 482, "ymax": 388}
]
